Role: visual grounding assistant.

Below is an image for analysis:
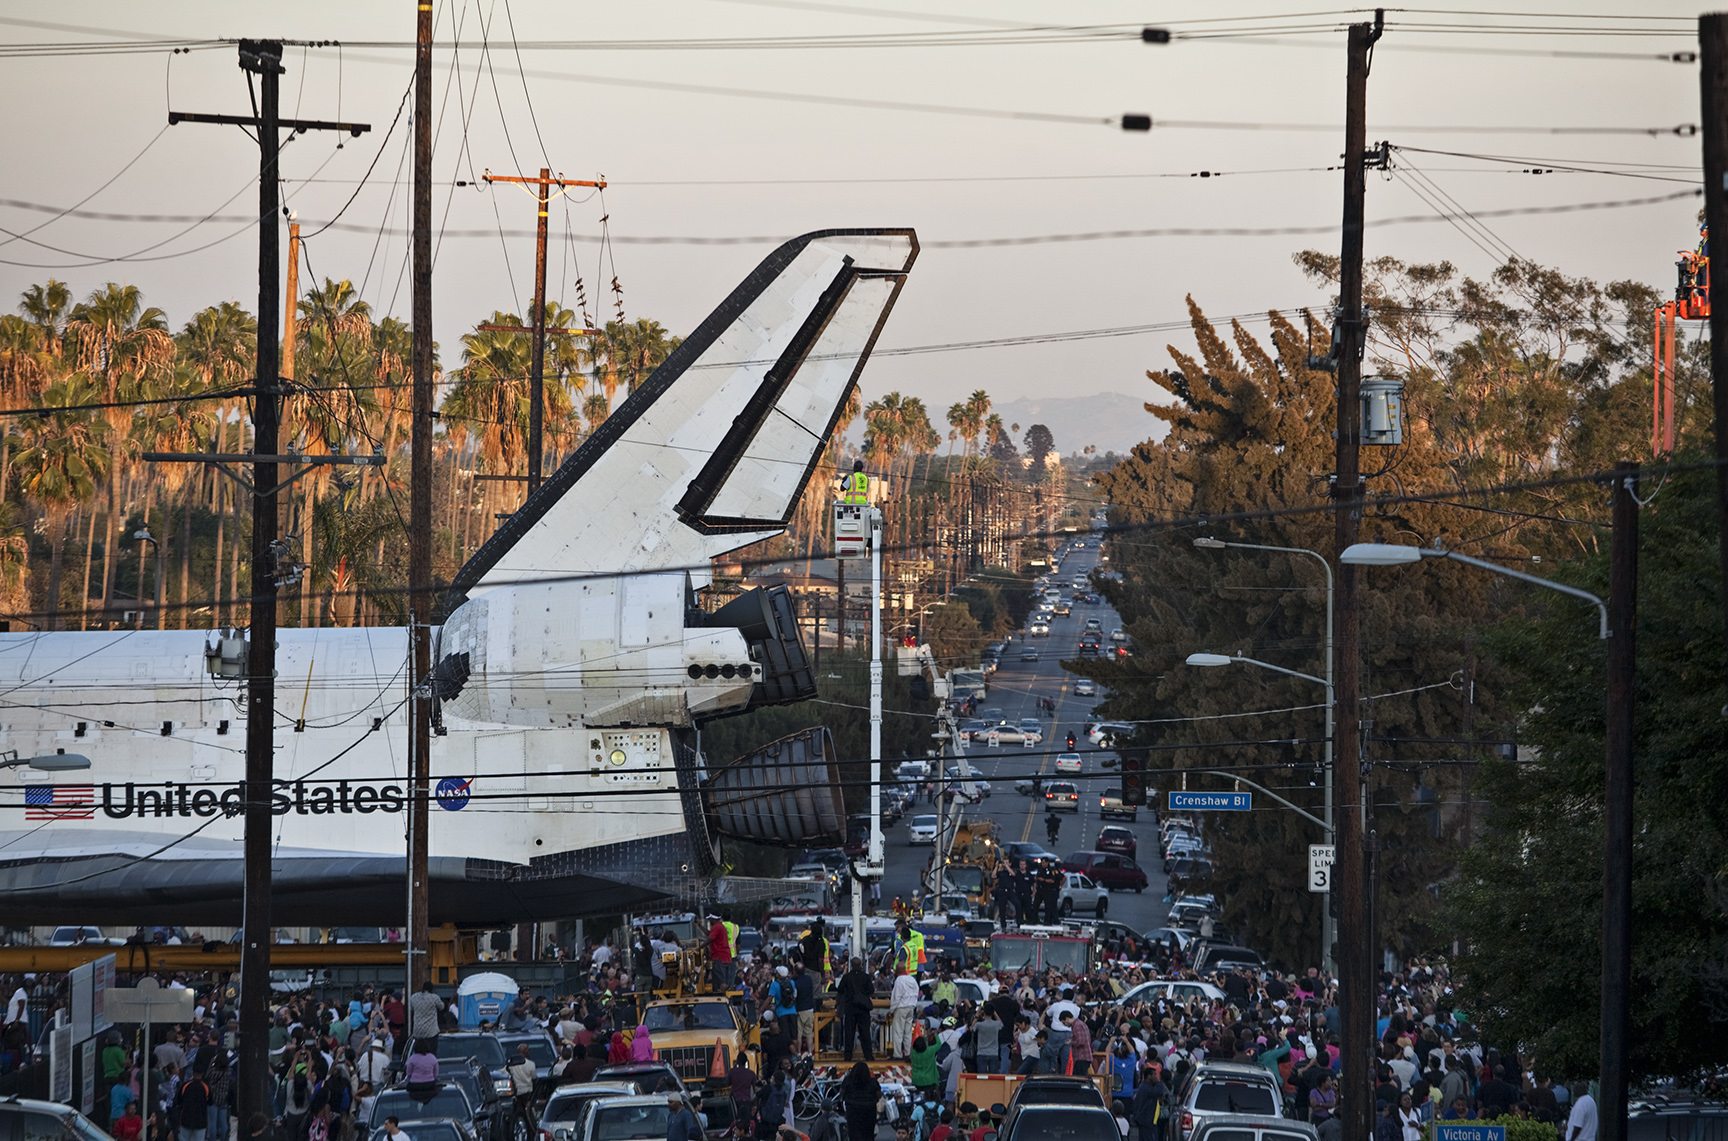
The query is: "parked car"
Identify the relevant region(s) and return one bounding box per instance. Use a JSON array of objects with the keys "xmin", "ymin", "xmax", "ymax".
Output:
[
  {"xmin": 1017, "ymin": 718, "xmax": 1044, "ymax": 744},
  {"xmin": 538, "ymin": 1083, "xmax": 640, "ymax": 1141},
  {"xmin": 1193, "ymin": 945, "xmax": 1265, "ymax": 973},
  {"xmin": 1142, "ymin": 927, "xmax": 1198, "ymax": 955},
  {"xmin": 1173, "ymin": 1062, "xmax": 1285, "ymax": 1141},
  {"xmin": 1166, "ymin": 855, "xmax": 1215, "ymax": 888},
  {"xmin": 591, "ymin": 1063, "xmax": 687, "ymax": 1095},
  {"xmin": 1063, "ymin": 850, "xmax": 1148, "ymax": 893},
  {"xmin": 1094, "ymin": 825, "xmax": 1137, "ymax": 856},
  {"xmin": 1044, "ymin": 781, "xmax": 1079, "ymax": 811},
  {"xmin": 570, "ymin": 1094, "xmax": 702, "ymax": 1141},
  {"xmin": 1055, "ymin": 752, "xmax": 1082, "ymax": 774},
  {"xmin": 431, "ymin": 1034, "xmax": 516, "ymax": 1109},
  {"xmin": 1168, "ymin": 899, "xmax": 1214, "ymax": 927},
  {"xmin": 493, "ymin": 1030, "xmax": 559, "ymax": 1099},
  {"xmin": 1056, "ymin": 872, "xmax": 1108, "ymax": 917},
  {"xmin": 908, "ymin": 814, "xmax": 940, "ymax": 845},
  {"xmin": 0, "ymin": 1098, "xmax": 123, "ymax": 1141},
  {"xmin": 1110, "ymin": 628, "xmax": 1127, "ymax": 643},
  {"xmin": 47, "ymin": 926, "xmax": 116, "ymax": 946},
  {"xmin": 1120, "ymin": 978, "xmax": 1228, "ymax": 1007}
]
